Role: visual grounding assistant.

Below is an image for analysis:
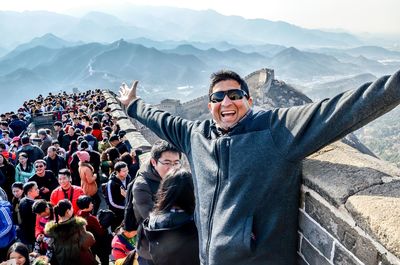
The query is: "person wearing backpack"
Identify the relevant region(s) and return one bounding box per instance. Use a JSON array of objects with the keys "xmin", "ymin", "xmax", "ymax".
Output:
[{"xmin": 131, "ymin": 140, "xmax": 181, "ymax": 265}]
